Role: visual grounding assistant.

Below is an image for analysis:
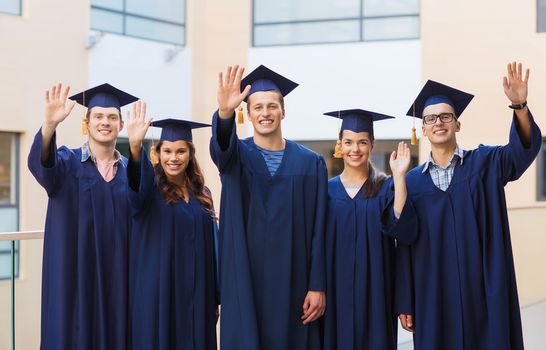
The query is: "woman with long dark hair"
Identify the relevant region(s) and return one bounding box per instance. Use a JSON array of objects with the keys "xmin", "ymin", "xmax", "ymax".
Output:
[
  {"xmin": 126, "ymin": 101, "xmax": 217, "ymax": 350},
  {"xmin": 322, "ymin": 109, "xmax": 417, "ymax": 350}
]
